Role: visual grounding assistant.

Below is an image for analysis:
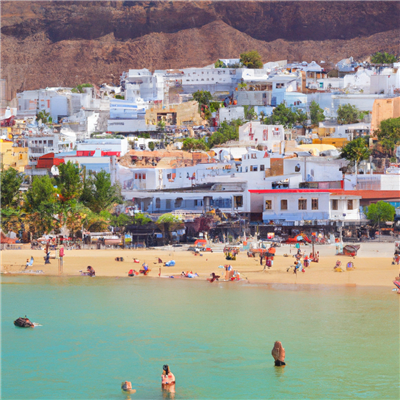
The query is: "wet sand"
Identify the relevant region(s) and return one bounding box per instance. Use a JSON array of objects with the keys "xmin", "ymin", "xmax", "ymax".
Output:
[{"xmin": 2, "ymin": 246, "xmax": 398, "ymax": 288}]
